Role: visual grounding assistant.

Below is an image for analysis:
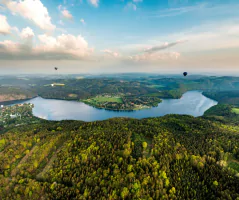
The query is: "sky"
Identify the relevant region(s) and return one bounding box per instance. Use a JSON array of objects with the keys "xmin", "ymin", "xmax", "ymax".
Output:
[{"xmin": 0, "ymin": 0, "xmax": 239, "ymax": 75}]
